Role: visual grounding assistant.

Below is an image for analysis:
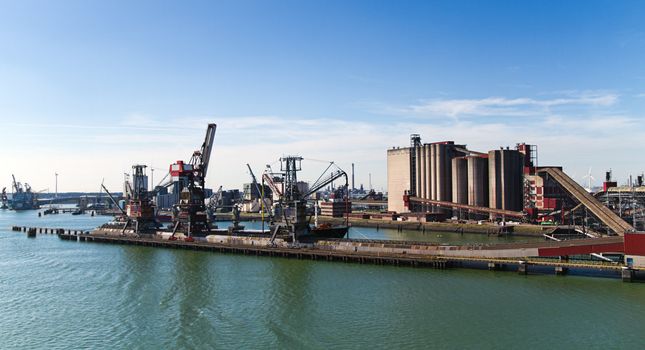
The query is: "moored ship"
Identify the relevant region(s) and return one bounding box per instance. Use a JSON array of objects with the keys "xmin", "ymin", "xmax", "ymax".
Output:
[{"xmin": 9, "ymin": 175, "xmax": 39, "ymax": 210}]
